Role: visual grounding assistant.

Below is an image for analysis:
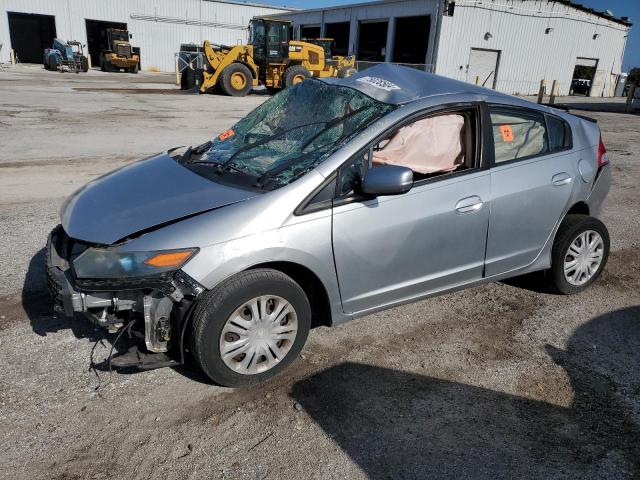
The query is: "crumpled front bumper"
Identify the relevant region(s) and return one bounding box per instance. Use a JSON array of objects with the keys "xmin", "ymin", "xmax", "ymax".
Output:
[
  {"xmin": 46, "ymin": 226, "xmax": 204, "ymax": 352},
  {"xmin": 46, "ymin": 228, "xmax": 82, "ymax": 317},
  {"xmin": 46, "ymin": 228, "xmax": 136, "ymax": 320}
]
